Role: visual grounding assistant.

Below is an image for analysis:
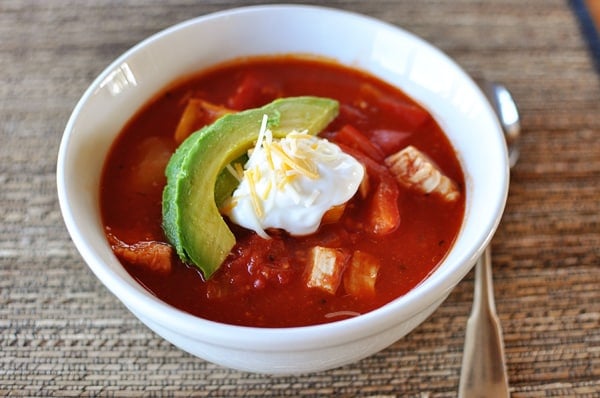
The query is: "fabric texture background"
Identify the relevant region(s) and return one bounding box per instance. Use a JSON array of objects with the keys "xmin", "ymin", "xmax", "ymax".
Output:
[{"xmin": 1, "ymin": 1, "xmax": 599, "ymax": 396}]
